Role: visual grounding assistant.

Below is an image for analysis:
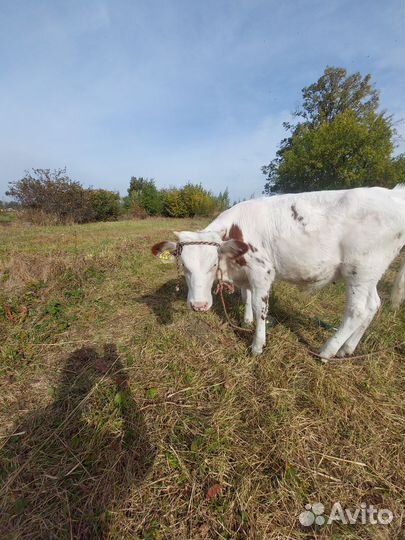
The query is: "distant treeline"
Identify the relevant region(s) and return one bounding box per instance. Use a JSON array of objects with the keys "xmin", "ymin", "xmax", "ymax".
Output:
[
  {"xmin": 5, "ymin": 168, "xmax": 230, "ymax": 224},
  {"xmin": 0, "ymin": 200, "xmax": 19, "ymax": 209},
  {"xmin": 124, "ymin": 177, "xmax": 230, "ymax": 218}
]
